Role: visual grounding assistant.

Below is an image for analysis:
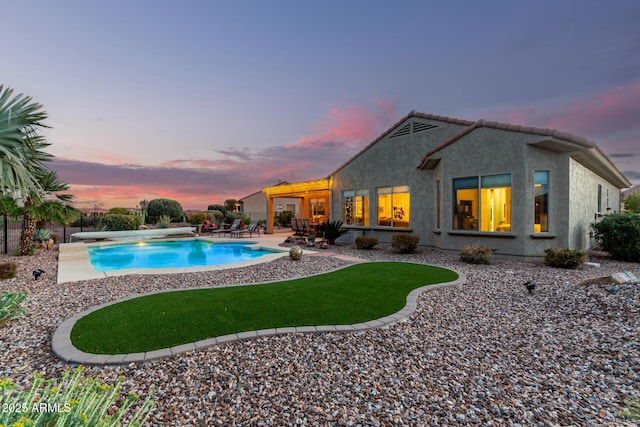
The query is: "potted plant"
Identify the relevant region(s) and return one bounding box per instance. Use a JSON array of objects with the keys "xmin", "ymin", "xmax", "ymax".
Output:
[{"xmin": 307, "ymin": 234, "xmax": 316, "ymax": 247}]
